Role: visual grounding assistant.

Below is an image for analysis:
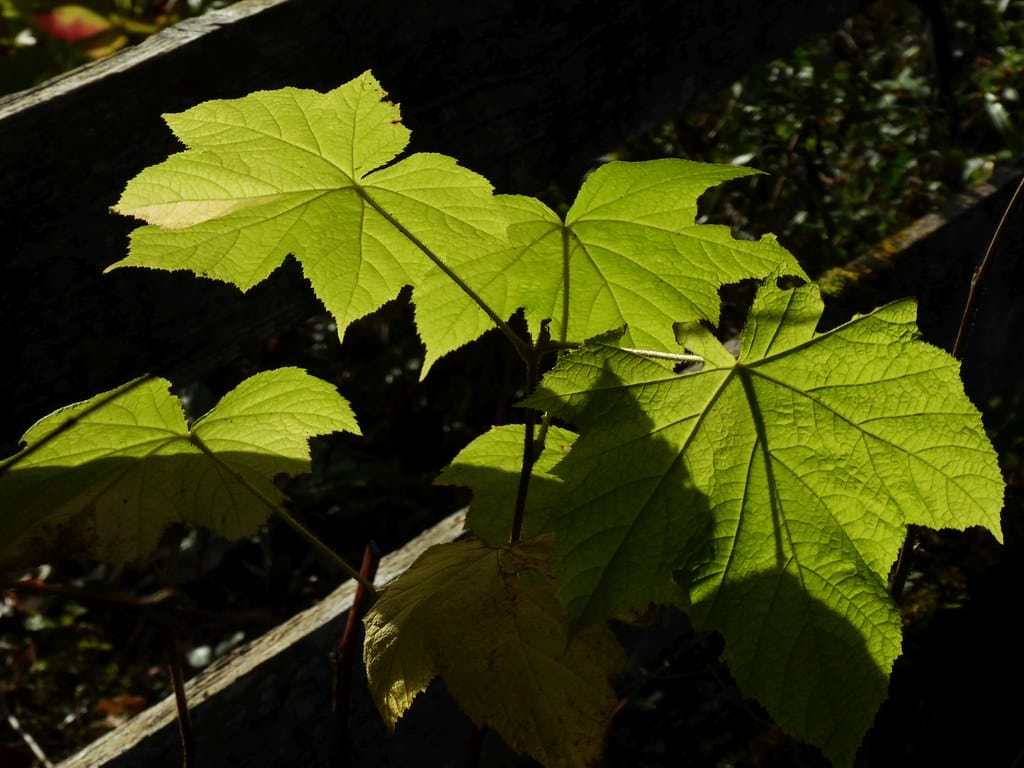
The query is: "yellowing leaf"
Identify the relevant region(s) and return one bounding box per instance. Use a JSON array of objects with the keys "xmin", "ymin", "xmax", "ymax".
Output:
[
  {"xmin": 525, "ymin": 278, "xmax": 1004, "ymax": 767},
  {"xmin": 109, "ymin": 71, "xmax": 520, "ymax": 372},
  {"xmin": 364, "ymin": 536, "xmax": 625, "ymax": 768},
  {"xmin": 0, "ymin": 368, "xmax": 358, "ymax": 568}
]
